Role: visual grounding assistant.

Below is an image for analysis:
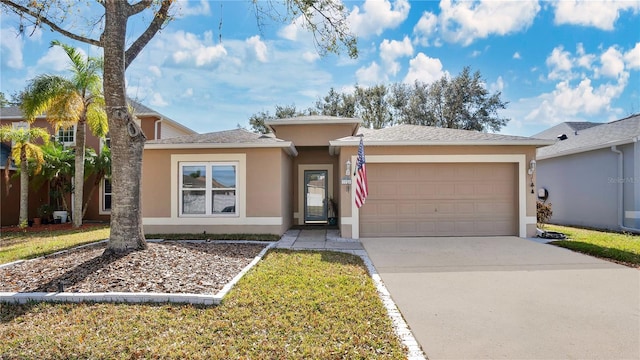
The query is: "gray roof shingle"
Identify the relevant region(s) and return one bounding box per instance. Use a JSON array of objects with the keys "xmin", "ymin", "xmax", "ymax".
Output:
[
  {"xmin": 147, "ymin": 128, "xmax": 288, "ymax": 145},
  {"xmin": 334, "ymin": 124, "xmax": 550, "ymax": 145},
  {"xmin": 532, "ymin": 121, "xmax": 601, "ymax": 140},
  {"xmin": 537, "ymin": 114, "xmax": 640, "ymax": 159}
]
